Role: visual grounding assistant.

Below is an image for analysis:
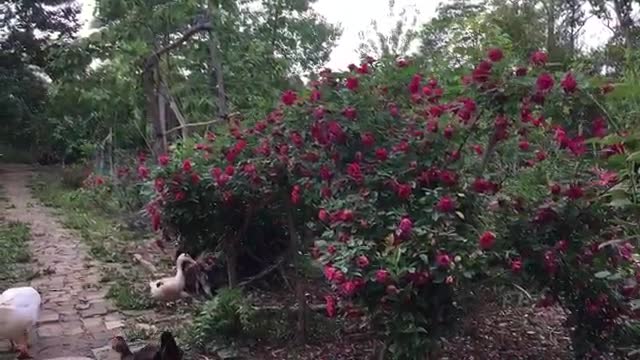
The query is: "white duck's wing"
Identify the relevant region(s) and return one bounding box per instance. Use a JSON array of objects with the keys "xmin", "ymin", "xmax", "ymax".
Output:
[{"xmin": 0, "ymin": 287, "xmax": 41, "ymax": 324}]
